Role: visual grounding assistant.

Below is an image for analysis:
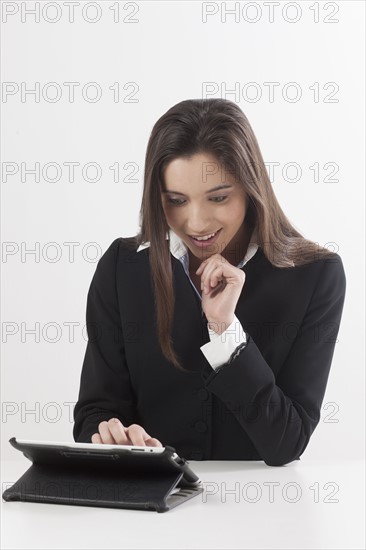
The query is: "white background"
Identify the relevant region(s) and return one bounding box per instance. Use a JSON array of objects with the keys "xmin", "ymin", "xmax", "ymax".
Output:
[{"xmin": 1, "ymin": 0, "xmax": 364, "ymax": 473}]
